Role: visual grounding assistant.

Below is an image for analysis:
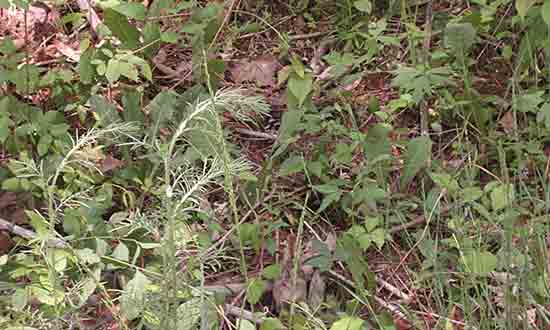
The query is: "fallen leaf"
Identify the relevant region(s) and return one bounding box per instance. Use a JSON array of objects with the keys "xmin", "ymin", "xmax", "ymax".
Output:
[
  {"xmin": 307, "ymin": 269, "xmax": 325, "ymax": 310},
  {"xmin": 53, "ymin": 41, "xmax": 81, "ymax": 62},
  {"xmin": 231, "ymin": 55, "xmax": 281, "ymax": 87},
  {"xmin": 500, "ymin": 111, "xmax": 514, "ymax": 134},
  {"xmin": 0, "ymin": 231, "xmax": 14, "ymax": 254},
  {"xmin": 100, "ymin": 155, "xmax": 124, "ymax": 172}
]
